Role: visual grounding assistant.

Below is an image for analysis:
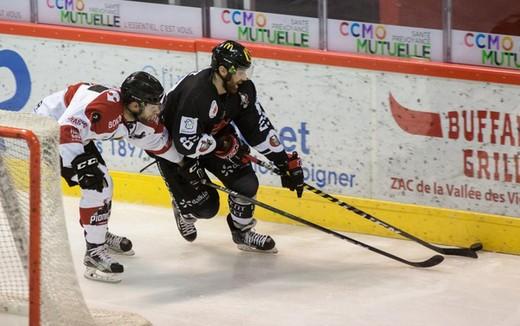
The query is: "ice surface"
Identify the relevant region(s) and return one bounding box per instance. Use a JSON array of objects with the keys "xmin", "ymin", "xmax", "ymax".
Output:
[{"xmin": 2, "ymin": 196, "xmax": 520, "ymax": 326}]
